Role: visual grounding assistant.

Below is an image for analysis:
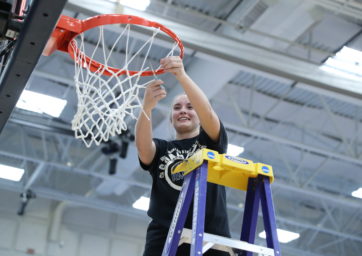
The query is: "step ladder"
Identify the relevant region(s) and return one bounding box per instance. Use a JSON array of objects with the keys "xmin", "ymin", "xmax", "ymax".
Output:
[{"xmin": 161, "ymin": 148, "xmax": 281, "ymax": 256}]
